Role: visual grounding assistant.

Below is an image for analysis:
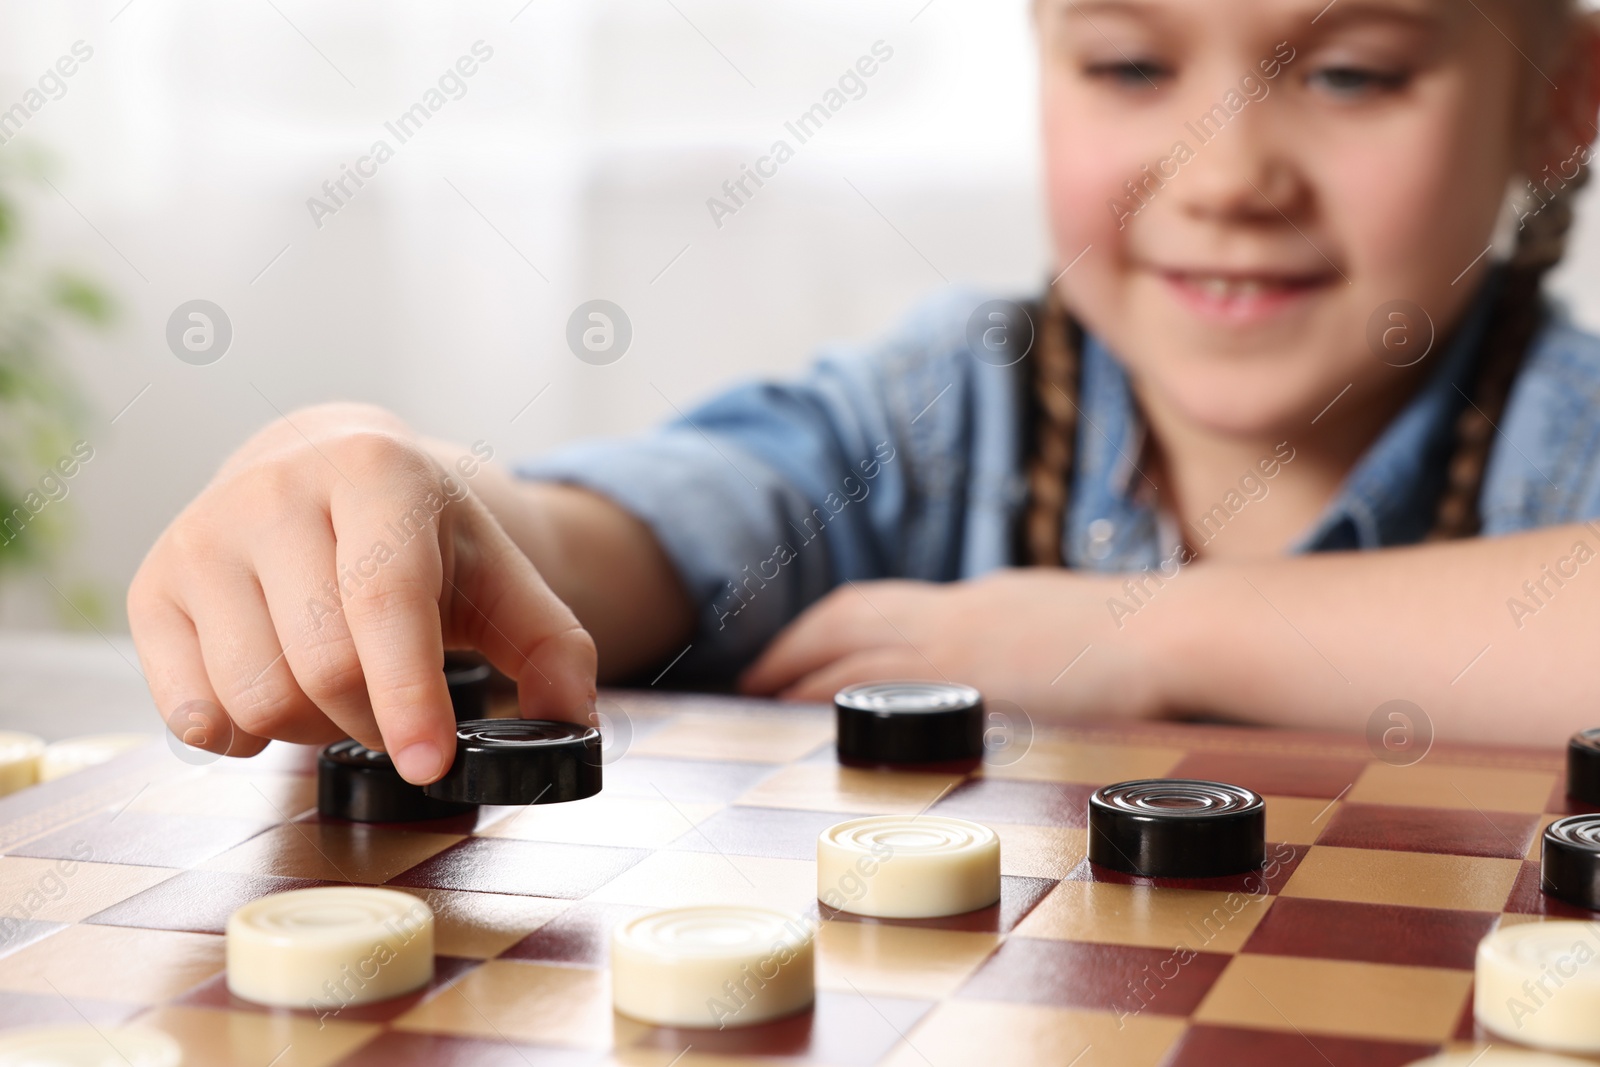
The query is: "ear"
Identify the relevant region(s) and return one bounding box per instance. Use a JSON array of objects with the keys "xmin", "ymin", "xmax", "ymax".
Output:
[{"xmin": 1525, "ymin": 11, "xmax": 1600, "ymax": 178}]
